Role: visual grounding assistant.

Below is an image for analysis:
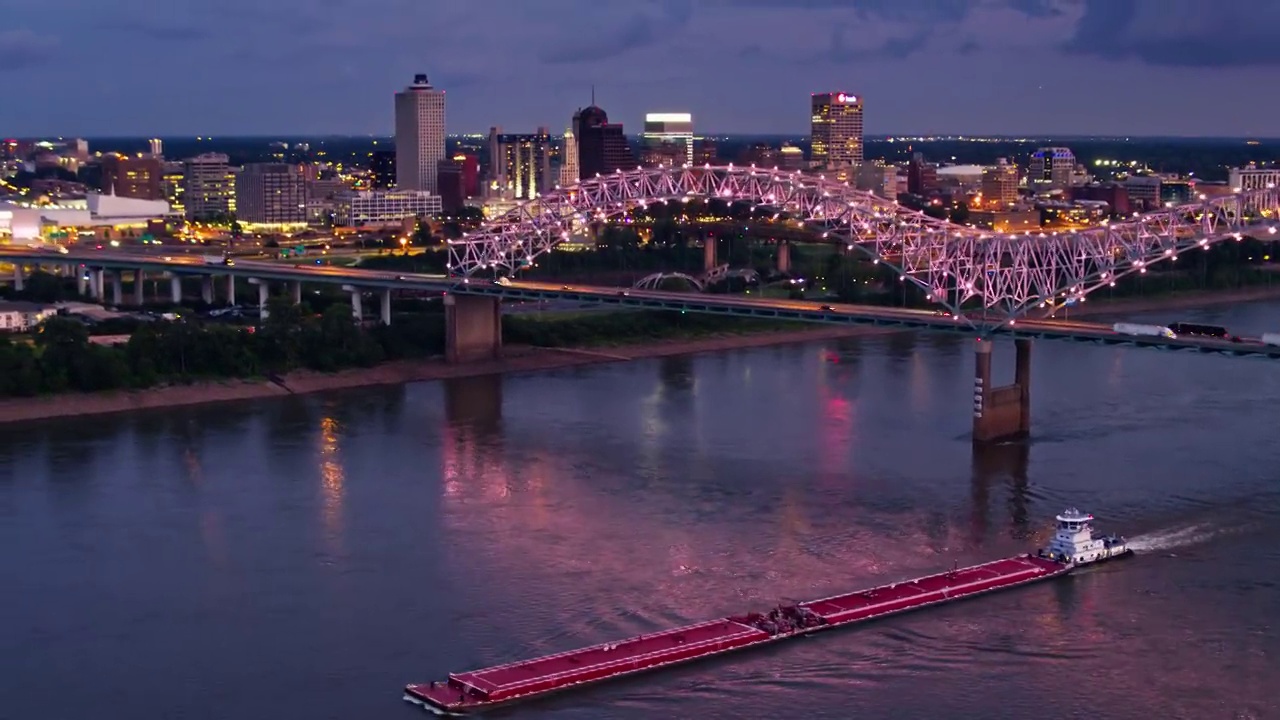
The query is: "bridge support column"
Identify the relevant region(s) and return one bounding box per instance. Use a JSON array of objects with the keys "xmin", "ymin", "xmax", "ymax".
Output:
[
  {"xmin": 170, "ymin": 276, "xmax": 182, "ymax": 304},
  {"xmin": 226, "ymin": 275, "xmax": 236, "ymax": 306},
  {"xmin": 341, "ymin": 284, "xmax": 363, "ymax": 322},
  {"xmin": 972, "ymin": 339, "xmax": 1032, "ymax": 444},
  {"xmin": 247, "ymin": 278, "xmax": 268, "ymax": 319},
  {"xmin": 89, "ymin": 268, "xmax": 104, "ymax": 301},
  {"xmin": 201, "ymin": 275, "xmax": 214, "ymax": 304},
  {"xmin": 777, "ymin": 241, "xmax": 791, "ymax": 274},
  {"xmin": 444, "ymin": 294, "xmax": 502, "ymax": 363},
  {"xmin": 380, "ymin": 289, "xmax": 392, "ymax": 326},
  {"xmin": 134, "ymin": 270, "xmax": 146, "ymax": 306},
  {"xmin": 111, "ymin": 271, "xmax": 124, "ymax": 306},
  {"xmin": 290, "ymin": 281, "xmax": 302, "ymax": 305},
  {"xmin": 12, "ymin": 265, "xmax": 24, "ymax": 292},
  {"xmin": 78, "ymin": 268, "xmax": 88, "ymax": 297},
  {"xmin": 703, "ymin": 237, "xmax": 717, "ymax": 272}
]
